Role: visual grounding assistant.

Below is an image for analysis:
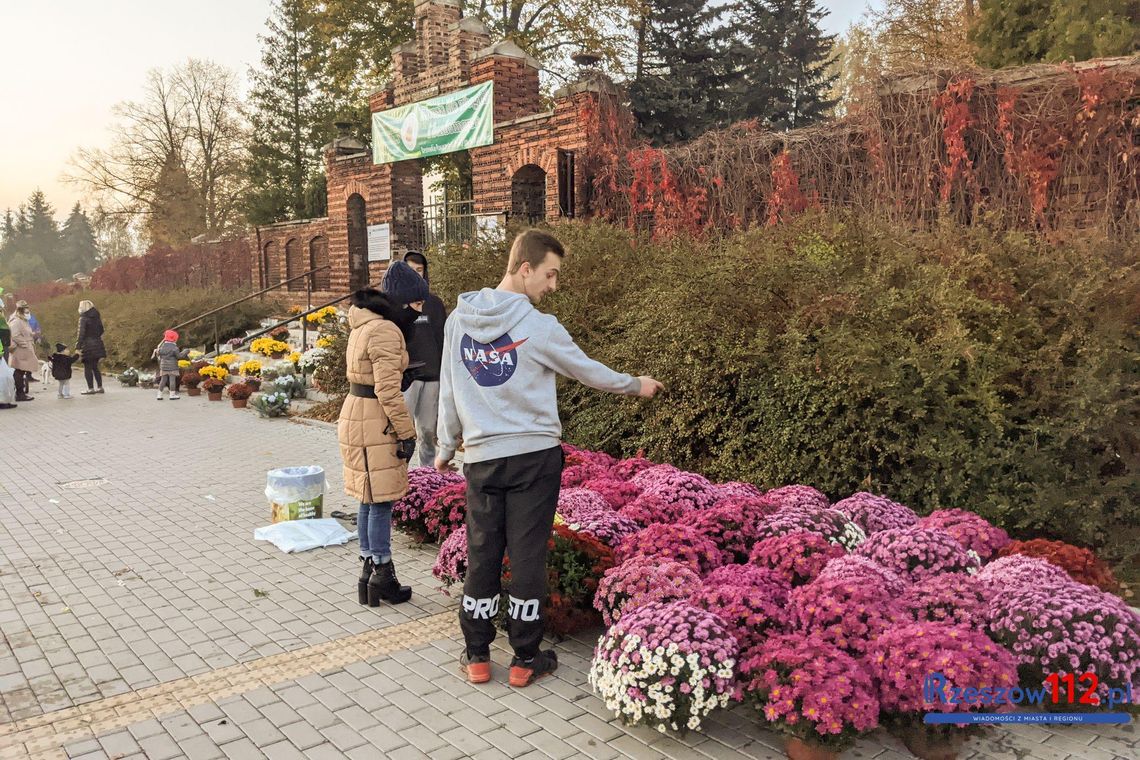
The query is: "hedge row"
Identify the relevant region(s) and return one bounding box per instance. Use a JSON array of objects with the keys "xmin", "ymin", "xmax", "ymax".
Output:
[
  {"xmin": 31, "ymin": 289, "xmax": 278, "ymax": 370},
  {"xmin": 428, "ymin": 217, "xmax": 1138, "ymax": 564}
]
